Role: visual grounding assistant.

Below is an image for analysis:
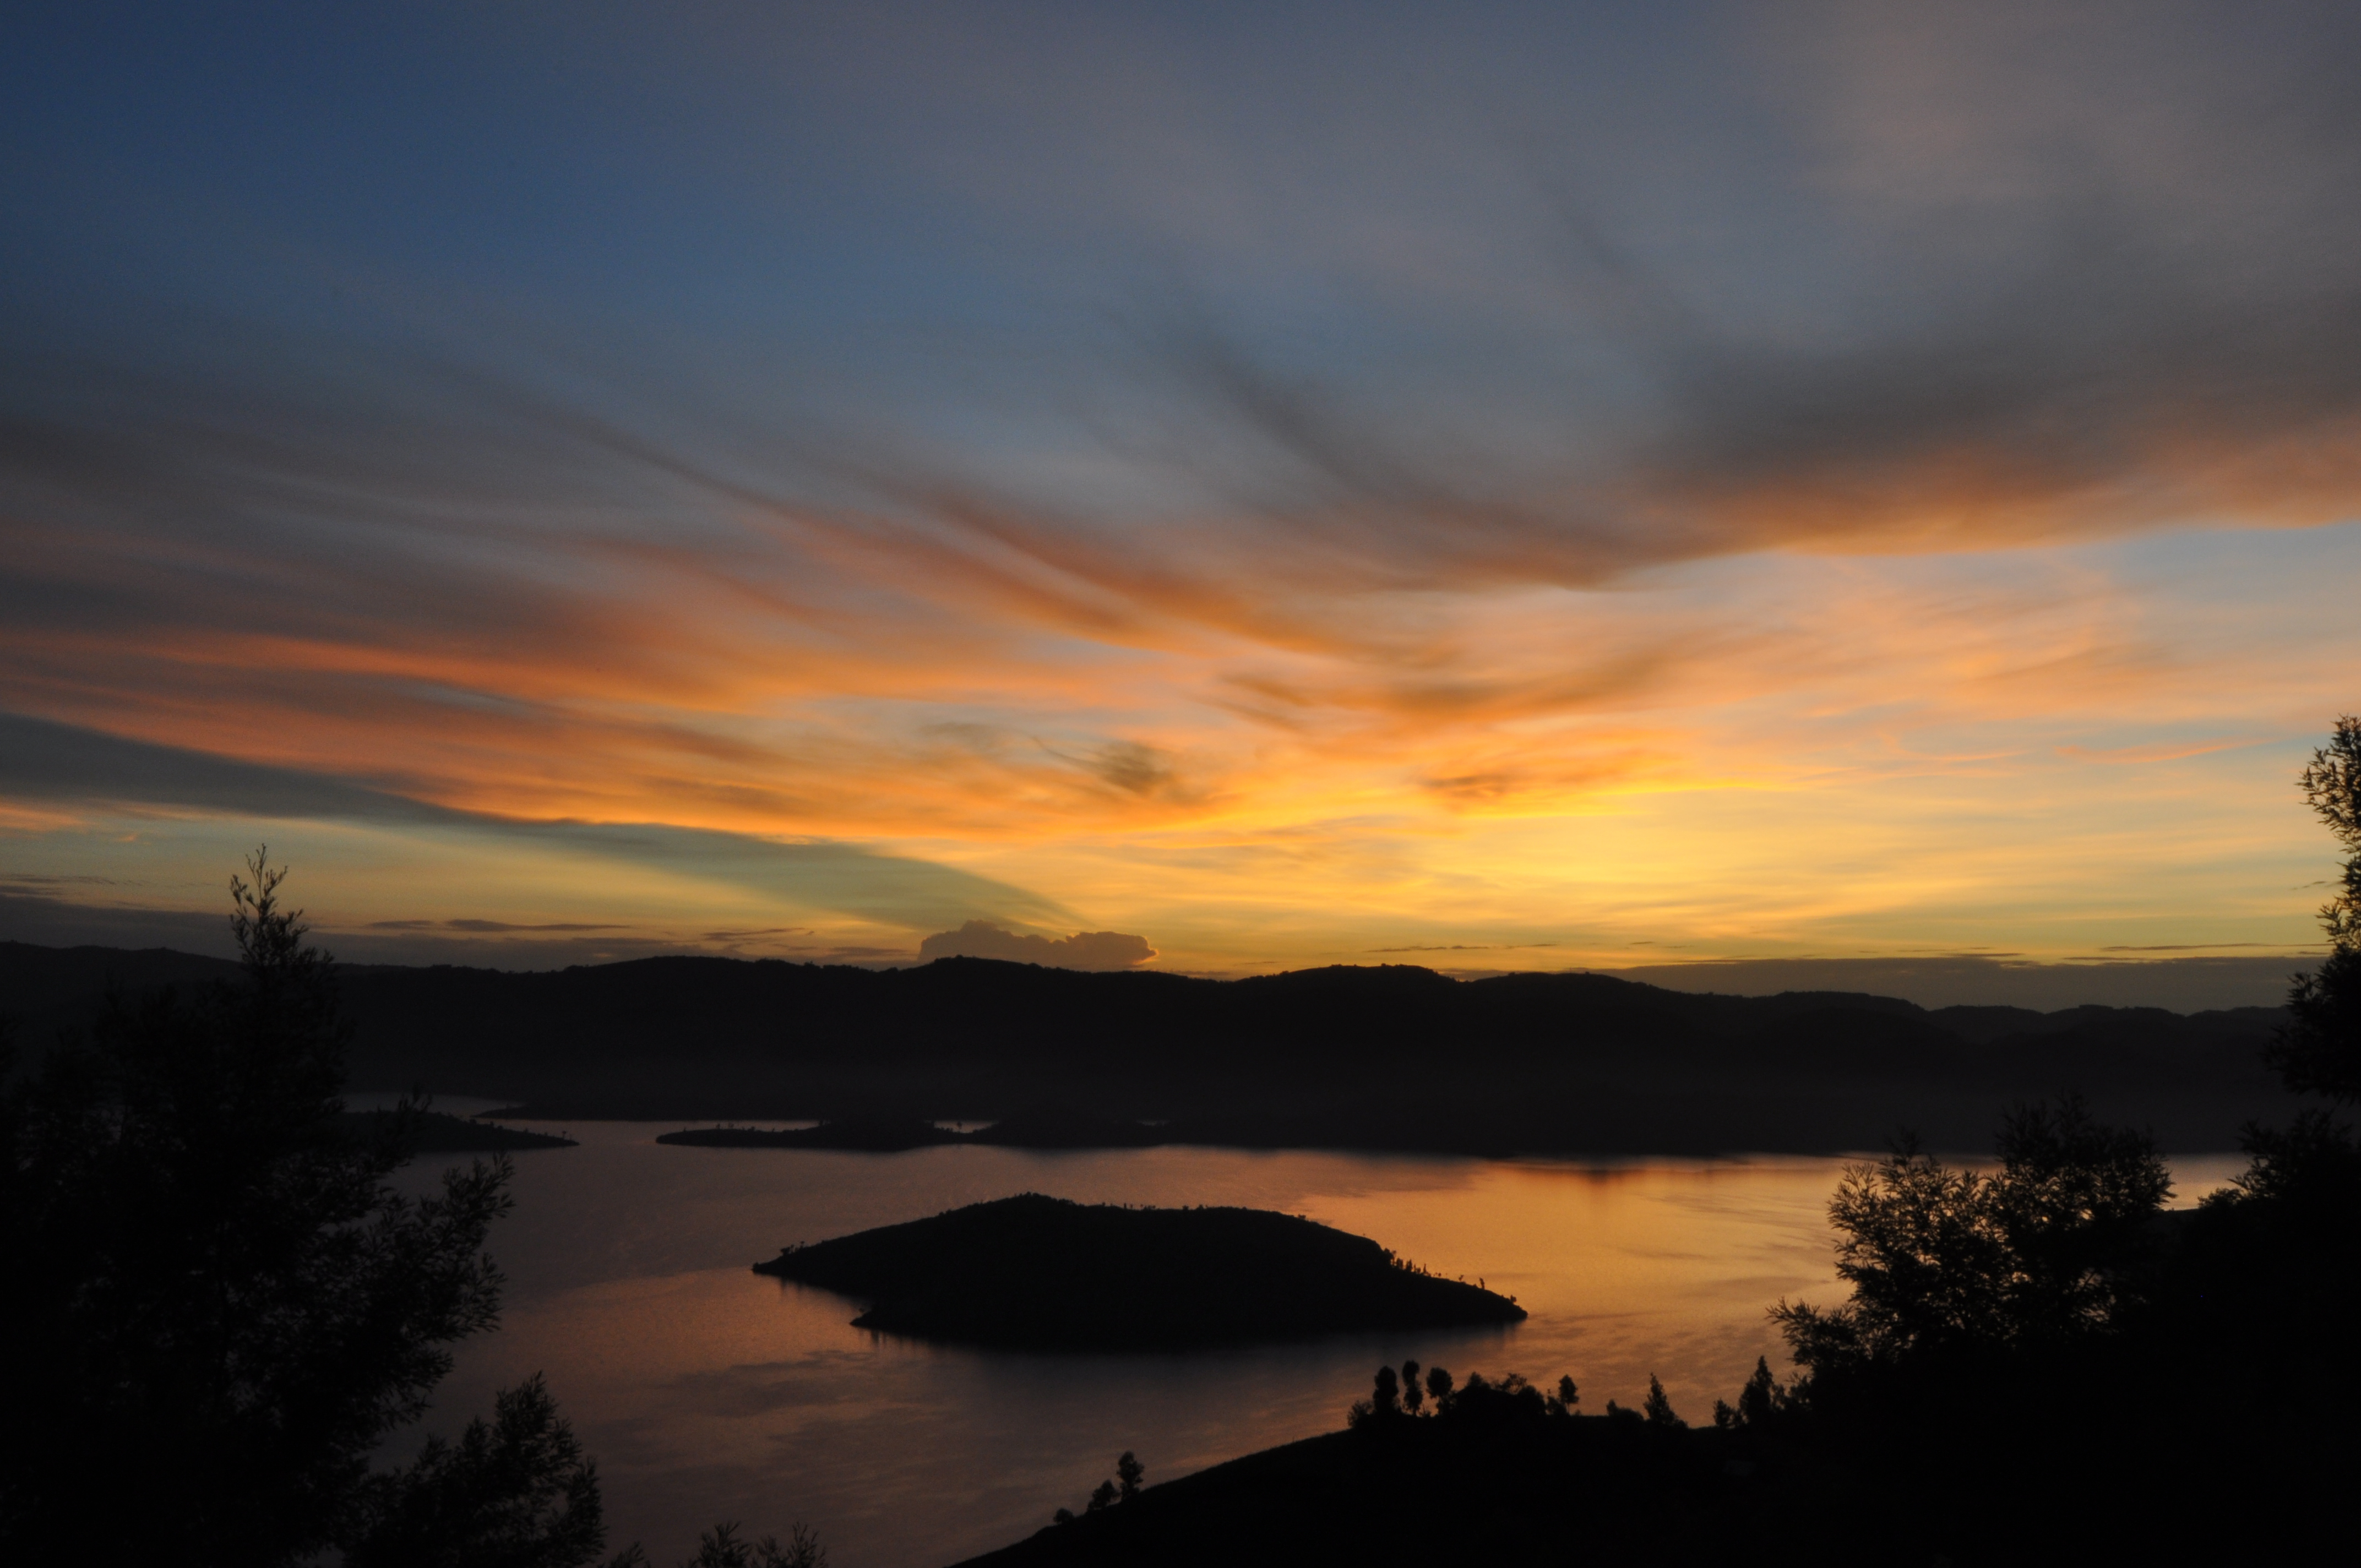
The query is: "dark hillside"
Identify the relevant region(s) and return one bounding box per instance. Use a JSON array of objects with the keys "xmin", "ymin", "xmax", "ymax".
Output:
[
  {"xmin": 4, "ymin": 943, "xmax": 2300, "ymax": 1151},
  {"xmin": 0, "ymin": 941, "xmax": 241, "ymax": 1046},
  {"xmin": 948, "ymin": 1418, "xmax": 1796, "ymax": 1567}
]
